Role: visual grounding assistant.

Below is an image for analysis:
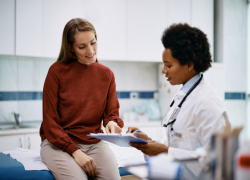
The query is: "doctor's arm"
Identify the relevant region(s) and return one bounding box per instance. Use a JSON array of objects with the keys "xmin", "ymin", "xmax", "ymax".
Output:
[
  {"xmin": 127, "ymin": 127, "xmax": 152, "ymax": 141},
  {"xmin": 130, "ymin": 140, "xmax": 168, "ymax": 156},
  {"xmin": 127, "ymin": 128, "xmax": 169, "ymax": 155}
]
